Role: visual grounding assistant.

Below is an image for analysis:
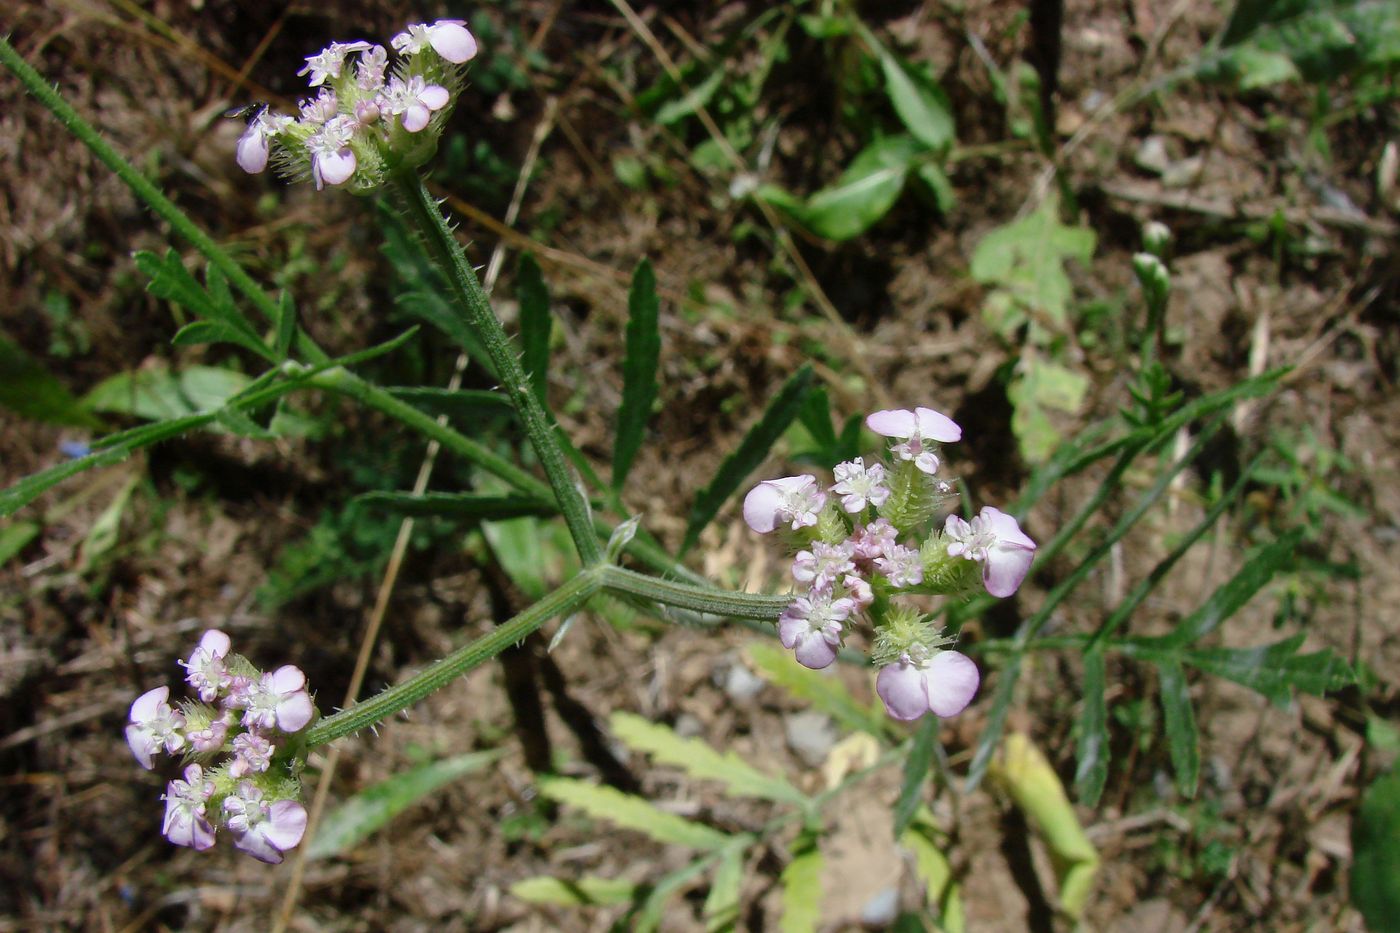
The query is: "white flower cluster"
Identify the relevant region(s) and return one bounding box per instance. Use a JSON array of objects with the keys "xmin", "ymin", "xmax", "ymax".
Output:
[{"xmin": 235, "ymin": 20, "xmax": 478, "ymax": 191}]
